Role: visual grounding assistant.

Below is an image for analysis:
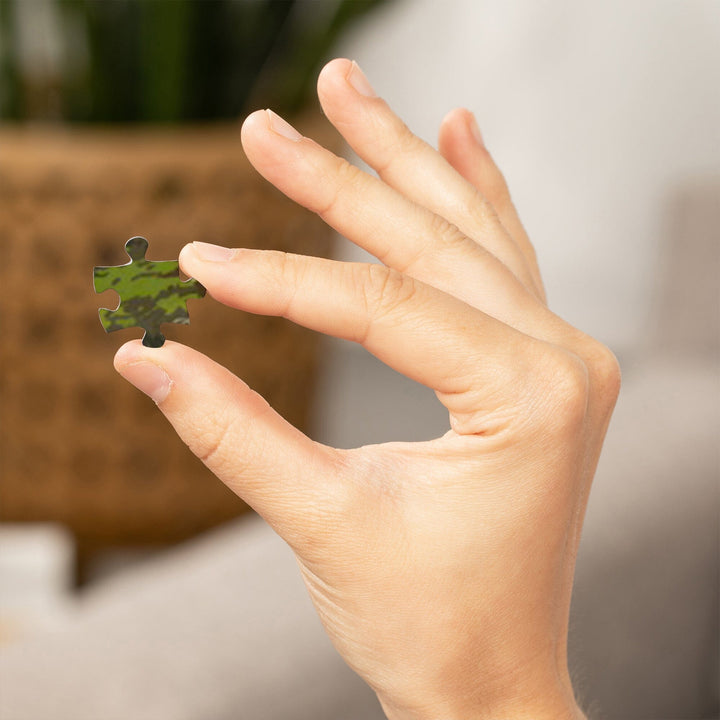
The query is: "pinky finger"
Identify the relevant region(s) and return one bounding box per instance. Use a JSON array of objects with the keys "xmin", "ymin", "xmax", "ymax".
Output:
[{"xmin": 438, "ymin": 108, "xmax": 546, "ymax": 302}]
